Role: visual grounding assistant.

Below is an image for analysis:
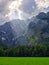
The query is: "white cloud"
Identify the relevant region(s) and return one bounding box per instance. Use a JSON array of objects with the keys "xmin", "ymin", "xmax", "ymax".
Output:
[
  {"xmin": 35, "ymin": 0, "xmax": 49, "ymax": 9},
  {"xmin": 0, "ymin": 0, "xmax": 14, "ymax": 25},
  {"xmin": 7, "ymin": 0, "xmax": 38, "ymax": 20},
  {"xmin": 0, "ymin": 0, "xmax": 49, "ymax": 25},
  {"xmin": 7, "ymin": 0, "xmax": 24, "ymax": 20}
]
